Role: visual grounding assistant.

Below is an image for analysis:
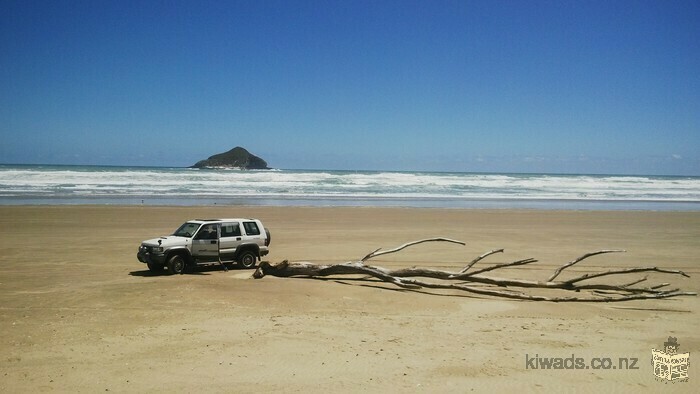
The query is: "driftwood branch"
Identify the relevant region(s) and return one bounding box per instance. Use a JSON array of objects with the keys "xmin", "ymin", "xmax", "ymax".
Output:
[
  {"xmin": 547, "ymin": 250, "xmax": 626, "ymax": 282},
  {"xmin": 361, "ymin": 237, "xmax": 465, "ymax": 262},
  {"xmin": 460, "ymin": 249, "xmax": 504, "ymax": 273},
  {"xmin": 253, "ymin": 238, "xmax": 696, "ymax": 302}
]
